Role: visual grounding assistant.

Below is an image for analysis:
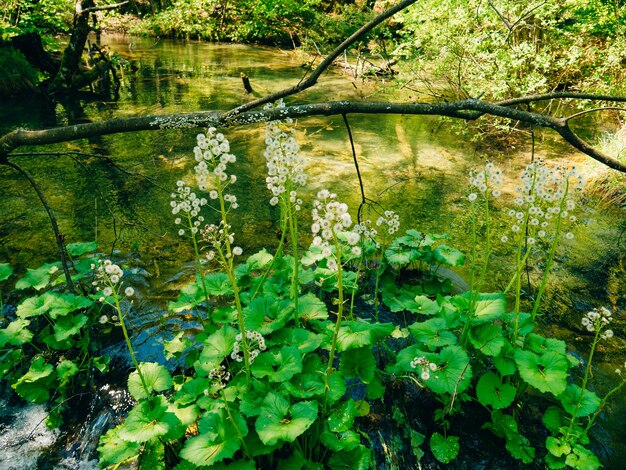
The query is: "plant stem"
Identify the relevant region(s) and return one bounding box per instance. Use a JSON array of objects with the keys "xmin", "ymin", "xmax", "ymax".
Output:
[
  {"xmin": 288, "ymin": 206, "xmax": 300, "ymax": 327},
  {"xmin": 190, "ymin": 221, "xmax": 210, "ymax": 326},
  {"xmin": 323, "ymin": 245, "xmax": 344, "ymax": 411}
]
